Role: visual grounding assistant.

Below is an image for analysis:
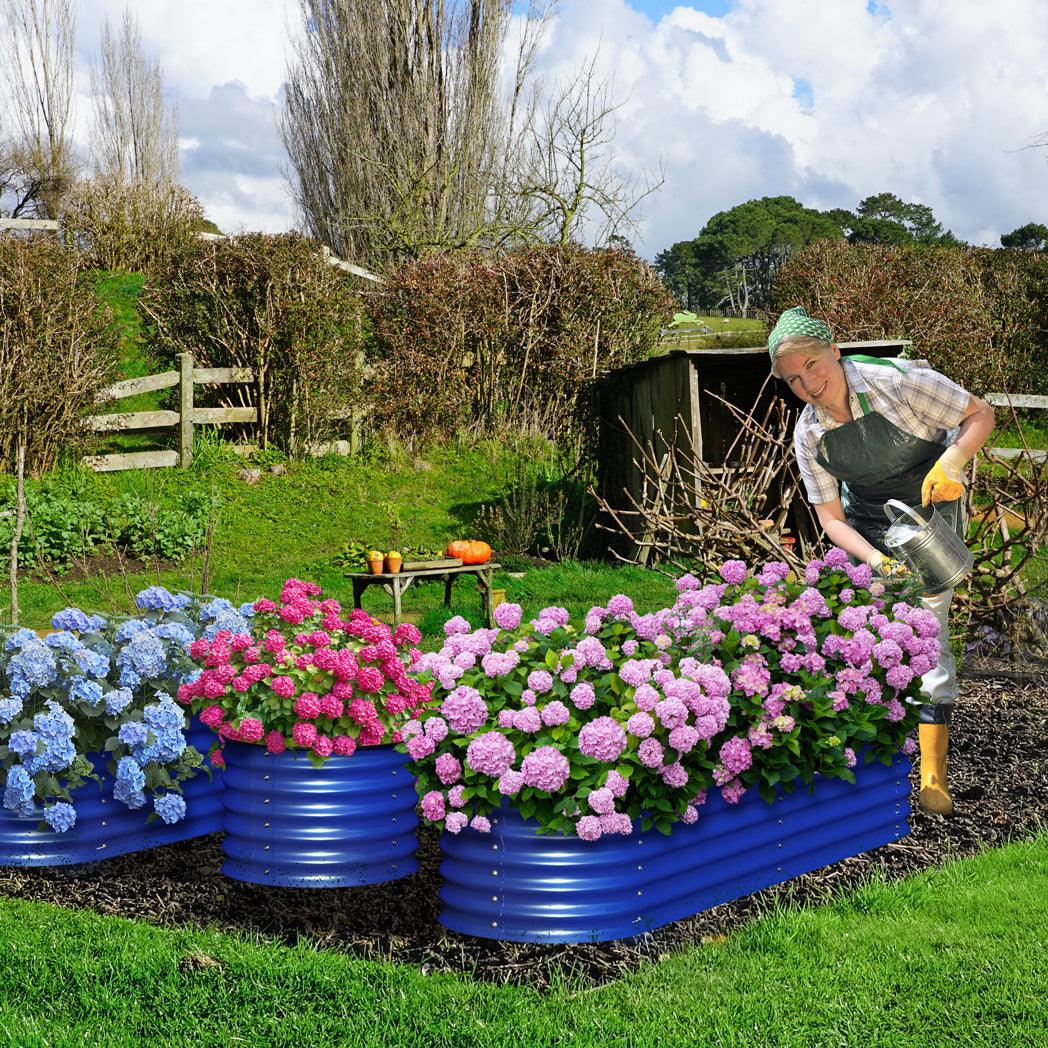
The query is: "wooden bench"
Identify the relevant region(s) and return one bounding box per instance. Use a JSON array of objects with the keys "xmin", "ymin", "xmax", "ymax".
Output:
[{"xmin": 344, "ymin": 562, "xmax": 501, "ymax": 627}]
